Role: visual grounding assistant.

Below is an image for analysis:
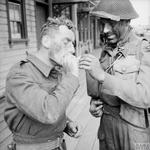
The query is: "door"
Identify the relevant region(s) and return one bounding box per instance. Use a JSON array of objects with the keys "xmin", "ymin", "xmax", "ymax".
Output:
[{"xmin": 35, "ymin": 2, "xmax": 48, "ymax": 49}]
